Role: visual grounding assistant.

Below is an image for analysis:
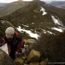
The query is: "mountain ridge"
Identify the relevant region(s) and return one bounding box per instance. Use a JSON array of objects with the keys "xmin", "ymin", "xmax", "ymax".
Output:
[
  {"xmin": 0, "ymin": 1, "xmax": 30, "ymax": 17},
  {"xmin": 0, "ymin": 1, "xmax": 65, "ymax": 39}
]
